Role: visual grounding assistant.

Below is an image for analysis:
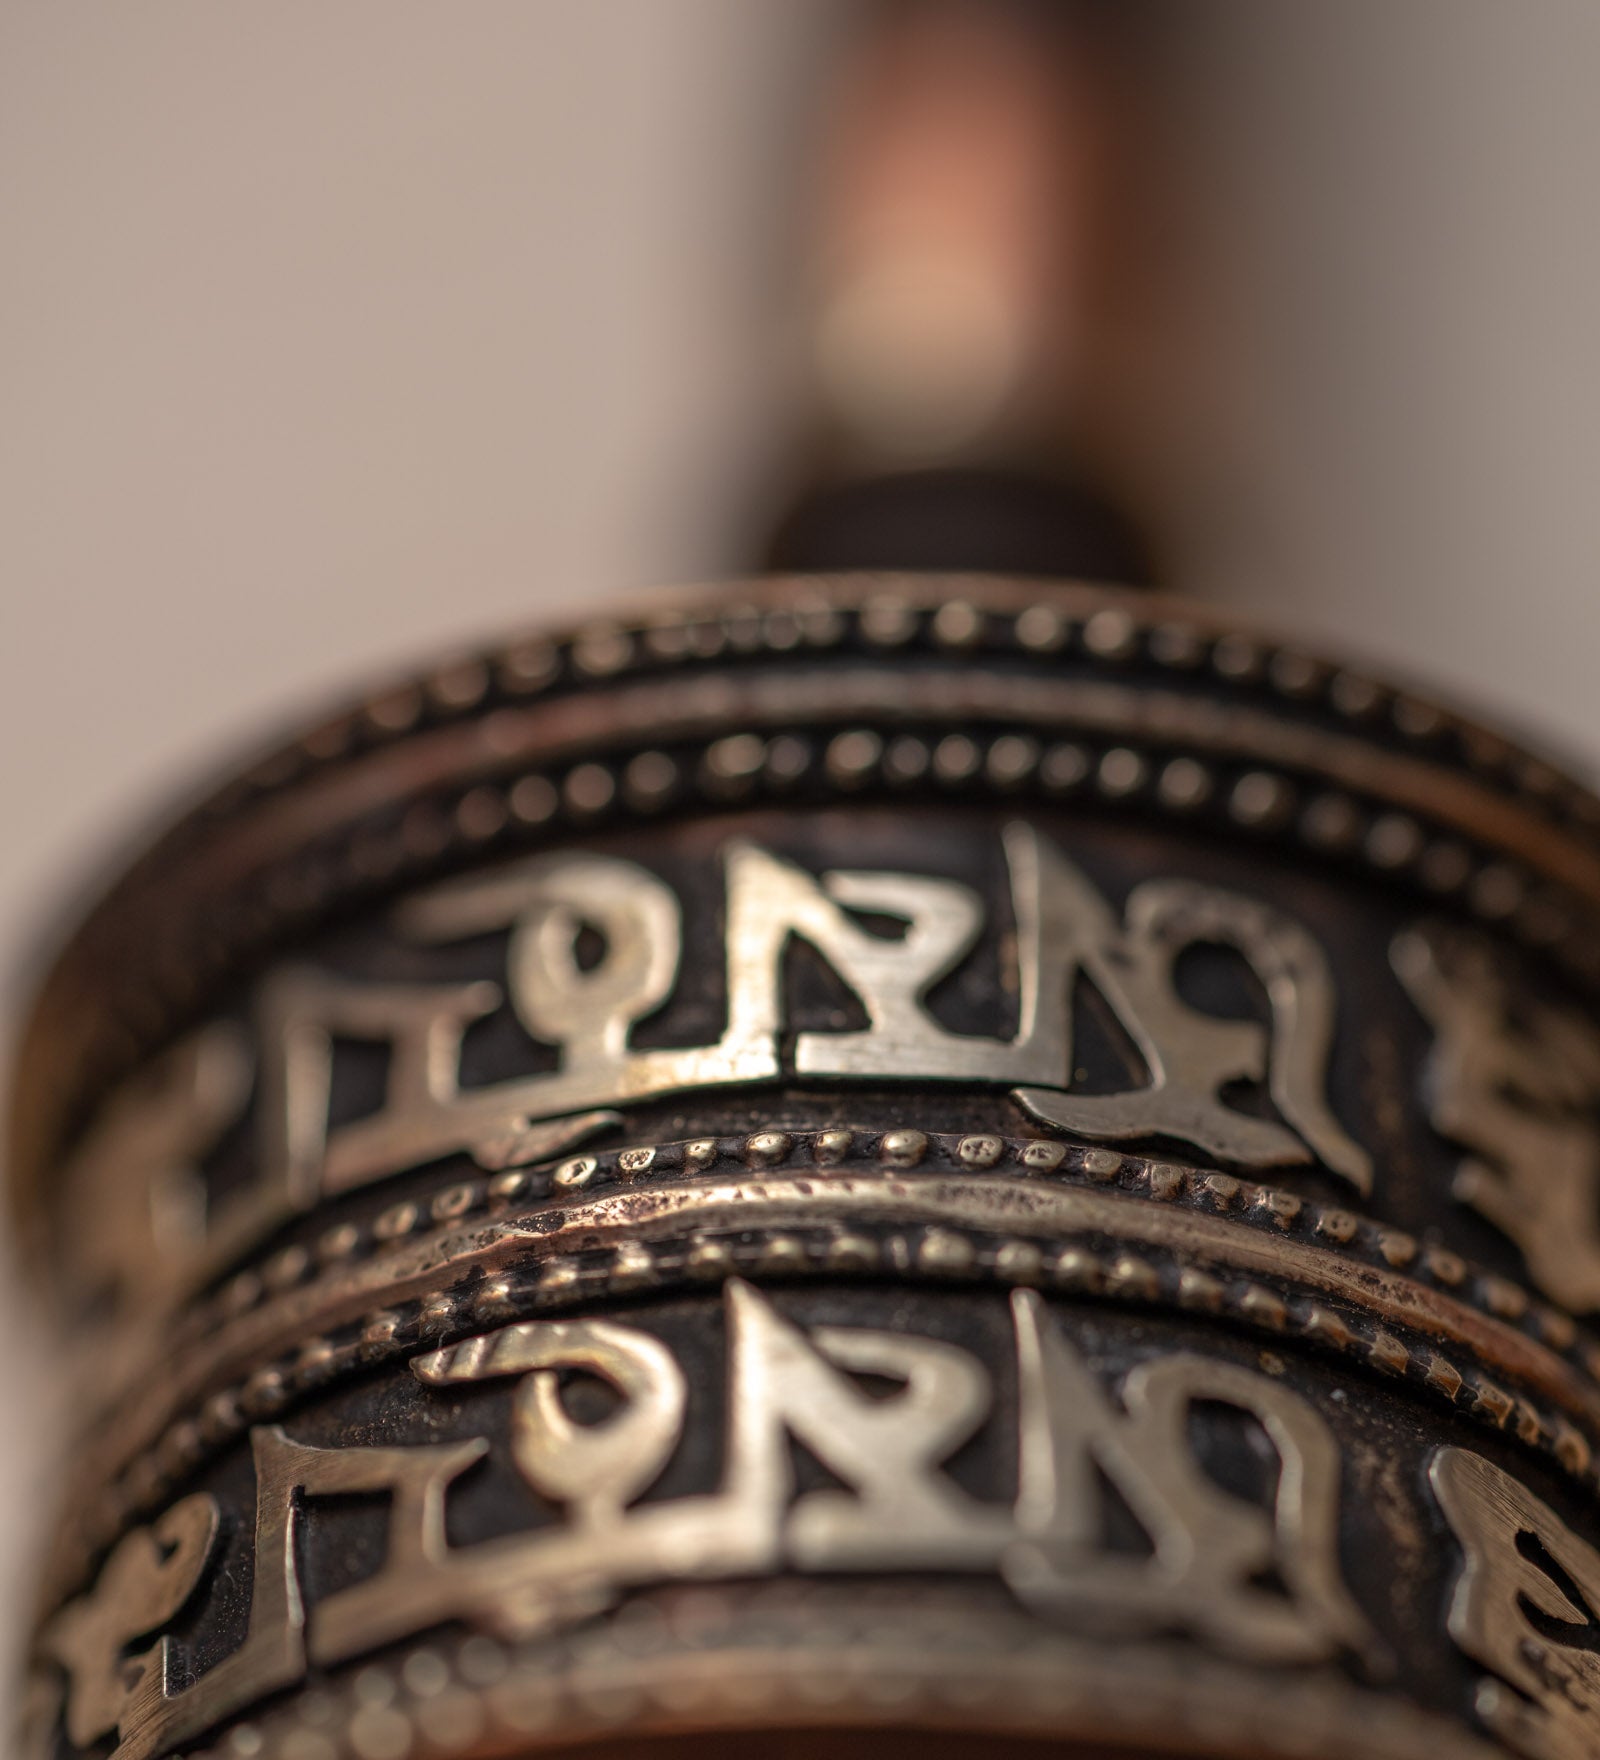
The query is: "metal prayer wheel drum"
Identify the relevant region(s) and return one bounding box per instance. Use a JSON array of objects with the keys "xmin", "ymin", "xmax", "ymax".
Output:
[{"xmin": 17, "ymin": 572, "xmax": 1600, "ymax": 1760}]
